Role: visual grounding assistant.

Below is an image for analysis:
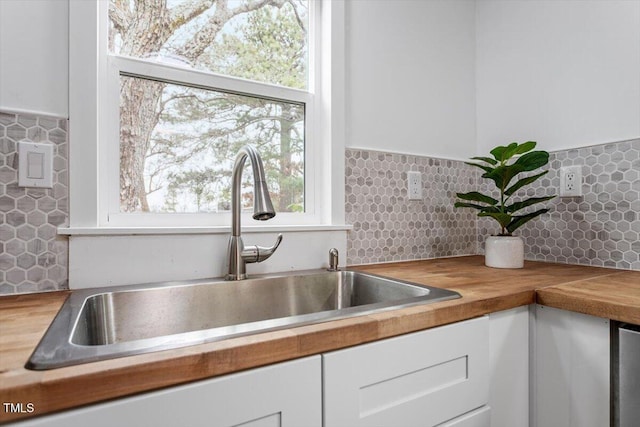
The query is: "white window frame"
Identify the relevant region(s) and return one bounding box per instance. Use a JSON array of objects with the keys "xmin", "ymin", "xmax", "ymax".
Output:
[{"xmin": 68, "ymin": 0, "xmax": 345, "ymax": 231}]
